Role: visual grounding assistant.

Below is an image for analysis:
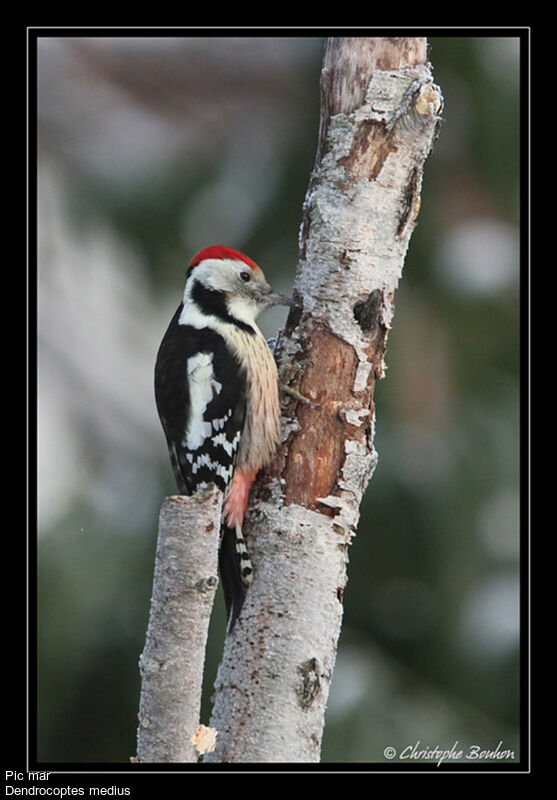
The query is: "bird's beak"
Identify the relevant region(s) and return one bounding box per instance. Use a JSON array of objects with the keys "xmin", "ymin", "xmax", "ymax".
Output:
[{"xmin": 265, "ymin": 289, "xmax": 294, "ymax": 307}]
